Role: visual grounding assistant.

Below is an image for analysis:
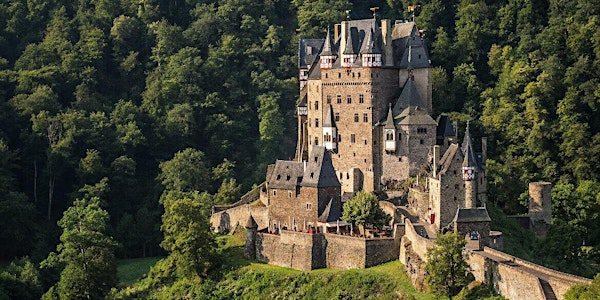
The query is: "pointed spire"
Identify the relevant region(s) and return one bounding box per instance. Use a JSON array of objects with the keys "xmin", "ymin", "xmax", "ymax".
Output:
[
  {"xmin": 343, "ymin": 33, "xmax": 355, "ymax": 54},
  {"xmin": 360, "ymin": 29, "xmax": 381, "ymax": 54},
  {"xmin": 321, "ymin": 27, "xmax": 336, "ymax": 56},
  {"xmin": 384, "ymin": 103, "xmax": 395, "ymax": 129},
  {"xmin": 323, "ymin": 104, "xmax": 336, "ymax": 128},
  {"xmin": 462, "ymin": 121, "xmax": 478, "ymax": 169},
  {"xmin": 393, "ymin": 77, "xmax": 424, "ymax": 117}
]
